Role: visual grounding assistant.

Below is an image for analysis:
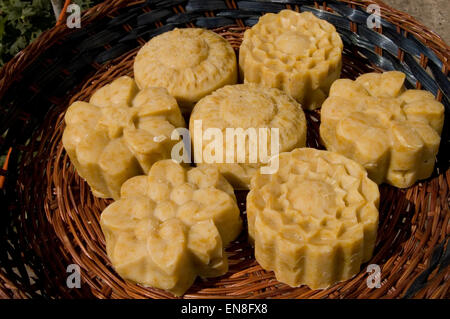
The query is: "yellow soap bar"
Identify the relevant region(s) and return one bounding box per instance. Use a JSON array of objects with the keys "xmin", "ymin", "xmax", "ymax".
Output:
[
  {"xmin": 189, "ymin": 84, "xmax": 307, "ymax": 189},
  {"xmin": 100, "ymin": 160, "xmax": 242, "ymax": 296},
  {"xmin": 320, "ymin": 71, "xmax": 444, "ymax": 188},
  {"xmin": 134, "ymin": 28, "xmax": 238, "ymax": 112},
  {"xmin": 239, "ymin": 10, "xmax": 343, "ymax": 110},
  {"xmin": 62, "ymin": 76, "xmax": 185, "ymax": 199},
  {"xmin": 247, "ymin": 148, "xmax": 379, "ymax": 289}
]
